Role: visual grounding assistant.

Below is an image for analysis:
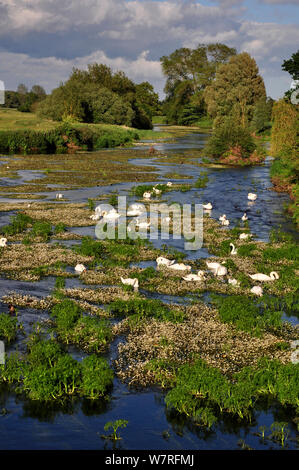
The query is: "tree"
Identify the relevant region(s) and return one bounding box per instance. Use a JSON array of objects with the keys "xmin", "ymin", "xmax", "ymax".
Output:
[
  {"xmin": 282, "ymin": 50, "xmax": 299, "ymax": 80},
  {"xmin": 251, "ymin": 97, "xmax": 273, "ymax": 134},
  {"xmin": 204, "ymin": 52, "xmax": 266, "ymax": 127},
  {"xmin": 17, "ymin": 83, "xmax": 28, "ymax": 95},
  {"xmin": 31, "ymin": 85, "xmax": 46, "ymax": 97},
  {"xmin": 38, "ymin": 63, "xmax": 153, "ymax": 129},
  {"xmin": 135, "ymin": 82, "xmax": 160, "ymax": 118},
  {"xmin": 160, "ymin": 43, "xmax": 236, "ymax": 124}
]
